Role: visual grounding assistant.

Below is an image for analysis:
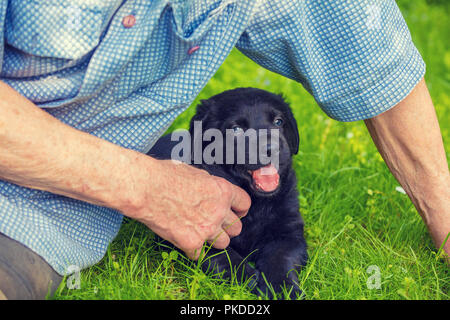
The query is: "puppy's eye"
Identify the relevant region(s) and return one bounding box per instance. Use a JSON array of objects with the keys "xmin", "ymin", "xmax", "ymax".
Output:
[
  {"xmin": 273, "ymin": 117, "xmax": 284, "ymax": 127},
  {"xmin": 231, "ymin": 125, "xmax": 244, "ymax": 134}
]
